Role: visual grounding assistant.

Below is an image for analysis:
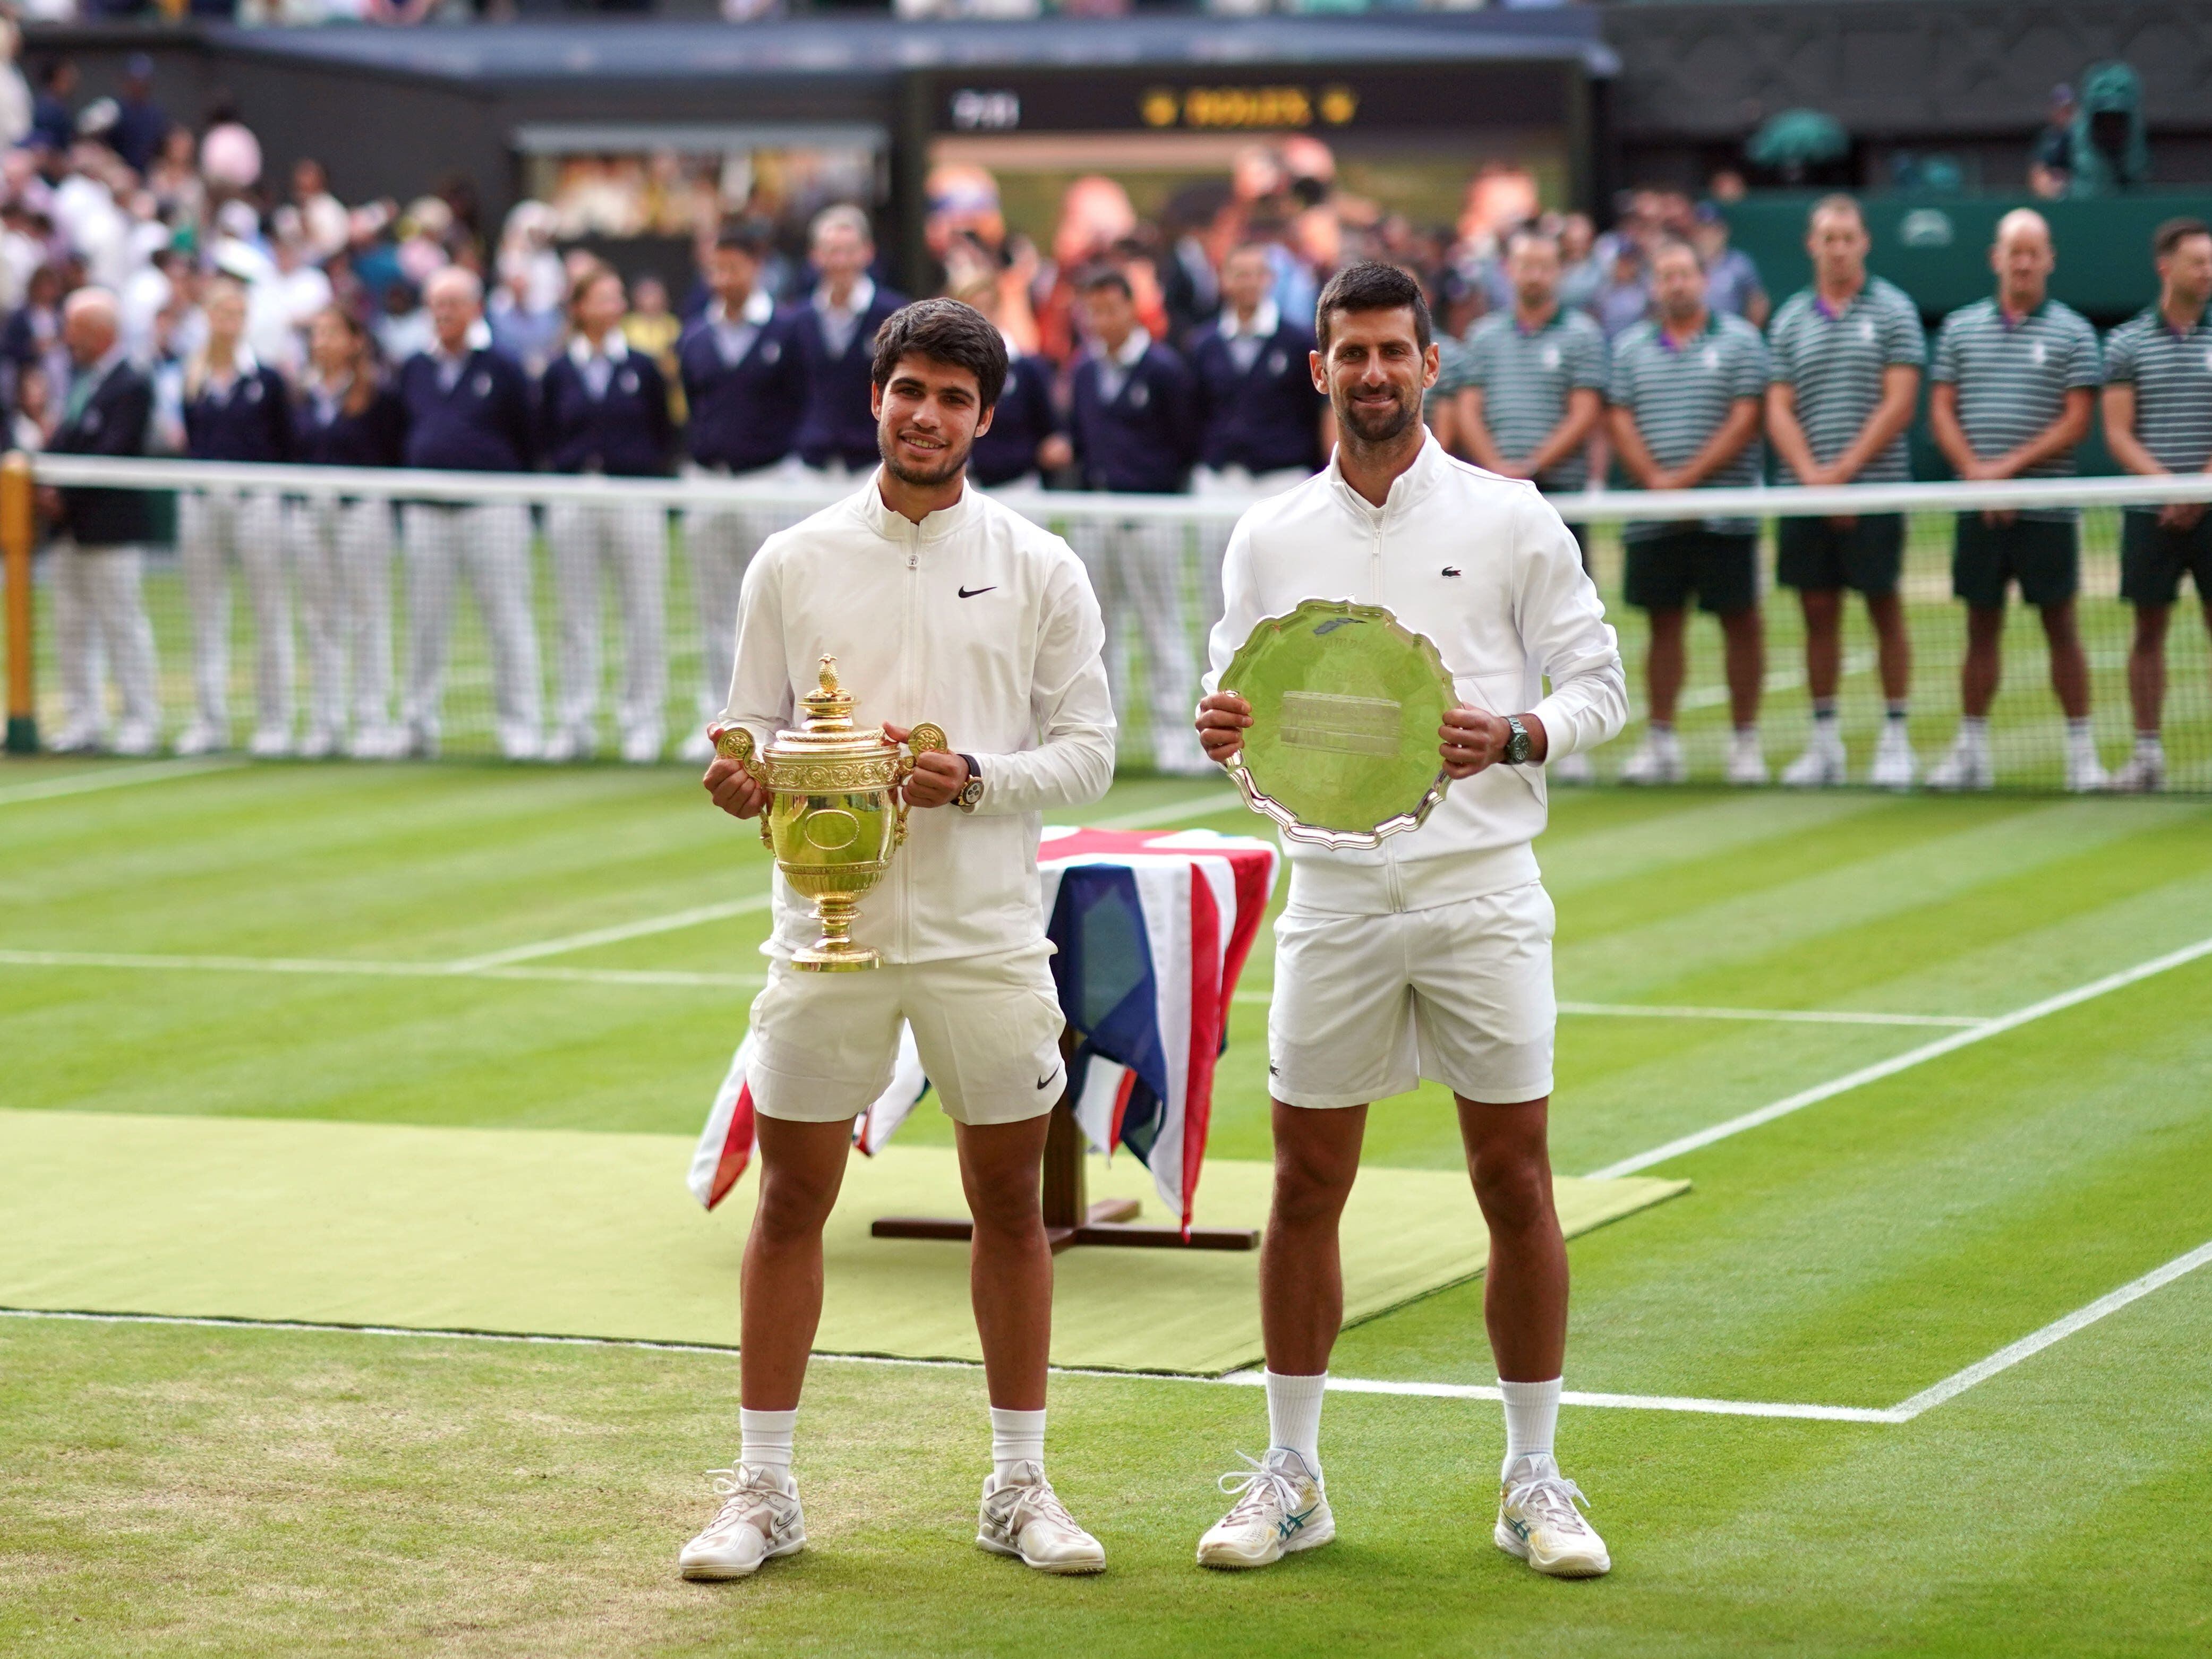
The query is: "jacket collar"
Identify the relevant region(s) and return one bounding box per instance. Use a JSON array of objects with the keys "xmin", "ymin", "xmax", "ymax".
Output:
[
  {"xmin": 709, "ymin": 288, "xmax": 775, "ymax": 329},
  {"xmin": 852, "ymin": 468, "xmax": 983, "ymax": 545},
  {"xmin": 1324, "ymin": 430, "xmax": 1448, "ymax": 519},
  {"xmin": 568, "ymin": 330, "xmax": 629, "ymax": 367},
  {"xmin": 1218, "ymin": 300, "xmax": 1279, "ymax": 341}
]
